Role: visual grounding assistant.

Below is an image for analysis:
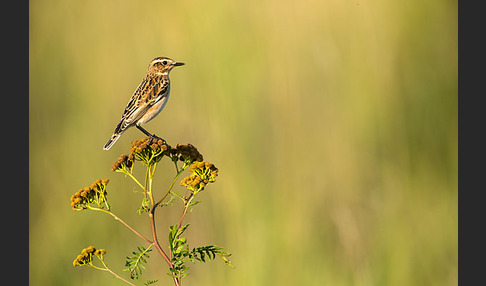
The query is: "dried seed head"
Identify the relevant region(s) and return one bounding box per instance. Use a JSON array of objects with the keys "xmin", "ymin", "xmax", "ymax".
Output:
[
  {"xmin": 180, "ymin": 161, "xmax": 219, "ymax": 192},
  {"xmin": 129, "ymin": 137, "xmax": 172, "ymax": 166},
  {"xmin": 111, "ymin": 154, "xmax": 133, "ymax": 171}
]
